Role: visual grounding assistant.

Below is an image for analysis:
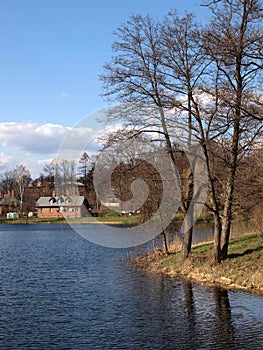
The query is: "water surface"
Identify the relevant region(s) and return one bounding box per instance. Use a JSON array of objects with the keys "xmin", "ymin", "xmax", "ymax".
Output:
[{"xmin": 0, "ymin": 224, "xmax": 262, "ymax": 349}]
